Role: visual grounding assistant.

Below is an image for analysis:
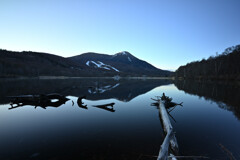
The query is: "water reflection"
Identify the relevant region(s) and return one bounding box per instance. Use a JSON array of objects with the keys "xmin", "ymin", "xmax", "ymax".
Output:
[
  {"xmin": 8, "ymin": 93, "xmax": 116, "ymax": 113},
  {"xmin": 1, "ymin": 78, "xmax": 172, "ymax": 113},
  {"xmin": 0, "ymin": 78, "xmax": 172, "ymax": 104},
  {"xmin": 77, "ymin": 96, "xmax": 88, "ymax": 109},
  {"xmin": 92, "ymin": 102, "xmax": 116, "ymax": 112},
  {"xmin": 88, "ymin": 82, "xmax": 120, "ymax": 94},
  {"xmin": 0, "ymin": 79, "xmax": 240, "ymax": 159},
  {"xmin": 174, "ymin": 80, "xmax": 240, "ymax": 120},
  {"xmin": 8, "ymin": 94, "xmax": 69, "ymax": 110},
  {"xmin": 0, "ymin": 78, "xmax": 168, "ymax": 160}
]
